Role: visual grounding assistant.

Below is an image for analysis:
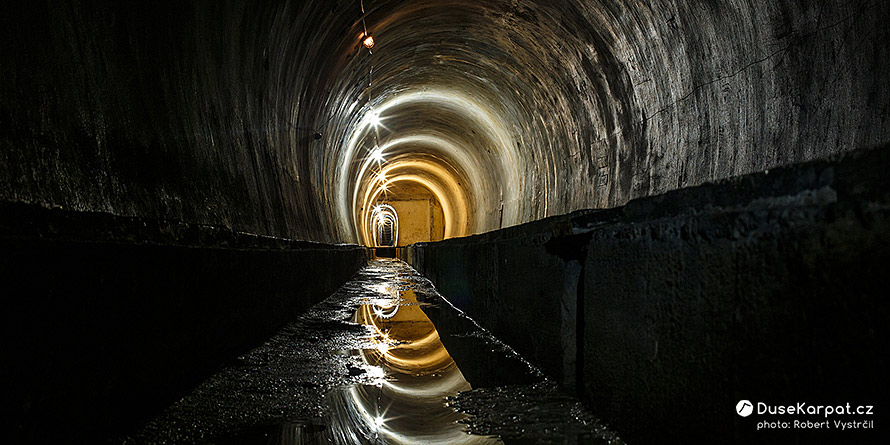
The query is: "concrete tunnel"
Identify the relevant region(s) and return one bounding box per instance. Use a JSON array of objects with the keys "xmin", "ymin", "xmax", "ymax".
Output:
[{"xmin": 1, "ymin": 0, "xmax": 889, "ymax": 443}]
